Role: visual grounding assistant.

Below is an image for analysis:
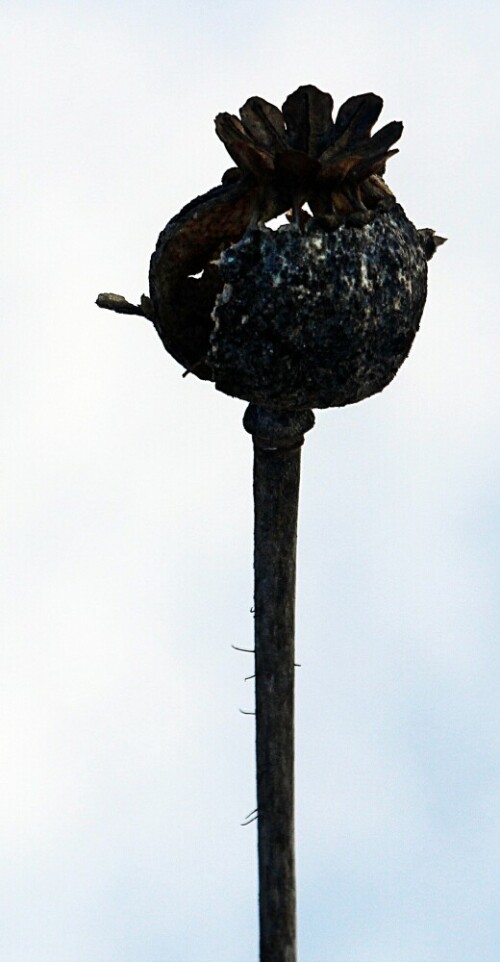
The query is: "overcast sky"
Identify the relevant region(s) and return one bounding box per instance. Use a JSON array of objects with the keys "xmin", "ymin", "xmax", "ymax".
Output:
[{"xmin": 2, "ymin": 1, "xmax": 500, "ymax": 960}]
